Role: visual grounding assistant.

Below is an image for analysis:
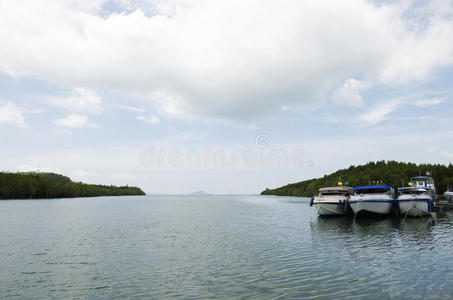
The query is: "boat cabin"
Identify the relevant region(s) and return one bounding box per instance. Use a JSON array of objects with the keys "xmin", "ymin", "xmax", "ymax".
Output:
[{"xmin": 410, "ymin": 176, "xmax": 435, "ymax": 191}]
